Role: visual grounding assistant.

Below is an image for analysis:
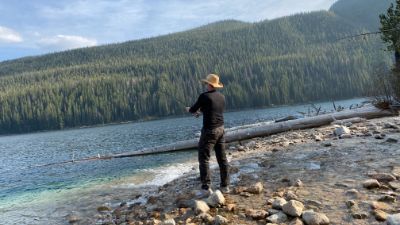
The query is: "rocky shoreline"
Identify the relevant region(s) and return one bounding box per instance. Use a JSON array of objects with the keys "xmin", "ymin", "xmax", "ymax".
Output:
[{"xmin": 70, "ymin": 115, "xmax": 400, "ymax": 225}]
